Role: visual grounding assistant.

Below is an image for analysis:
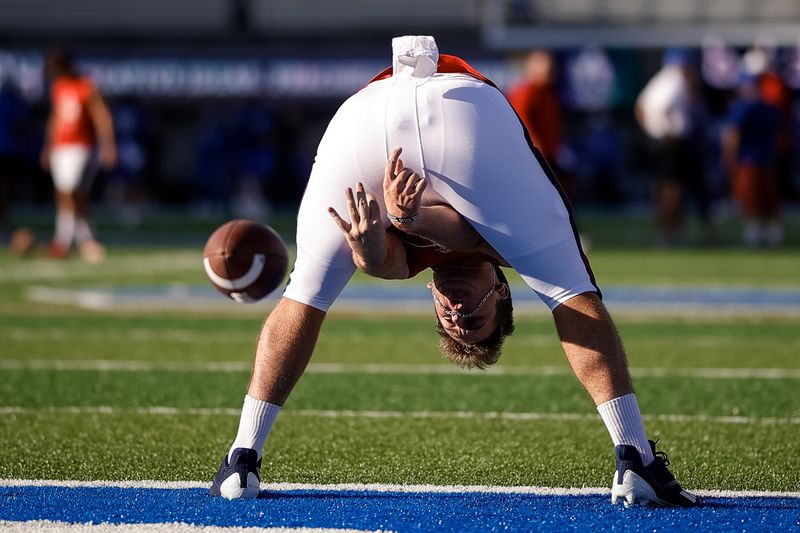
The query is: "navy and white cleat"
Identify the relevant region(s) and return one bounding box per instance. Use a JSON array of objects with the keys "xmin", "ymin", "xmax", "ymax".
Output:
[
  {"xmin": 209, "ymin": 447, "xmax": 262, "ymax": 499},
  {"xmin": 611, "ymin": 440, "xmax": 699, "ymax": 508}
]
